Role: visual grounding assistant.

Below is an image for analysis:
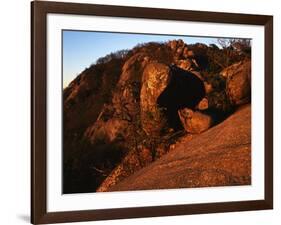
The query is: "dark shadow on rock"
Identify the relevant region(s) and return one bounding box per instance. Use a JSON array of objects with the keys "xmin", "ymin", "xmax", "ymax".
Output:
[{"xmin": 157, "ymin": 65, "xmax": 205, "ymax": 130}]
